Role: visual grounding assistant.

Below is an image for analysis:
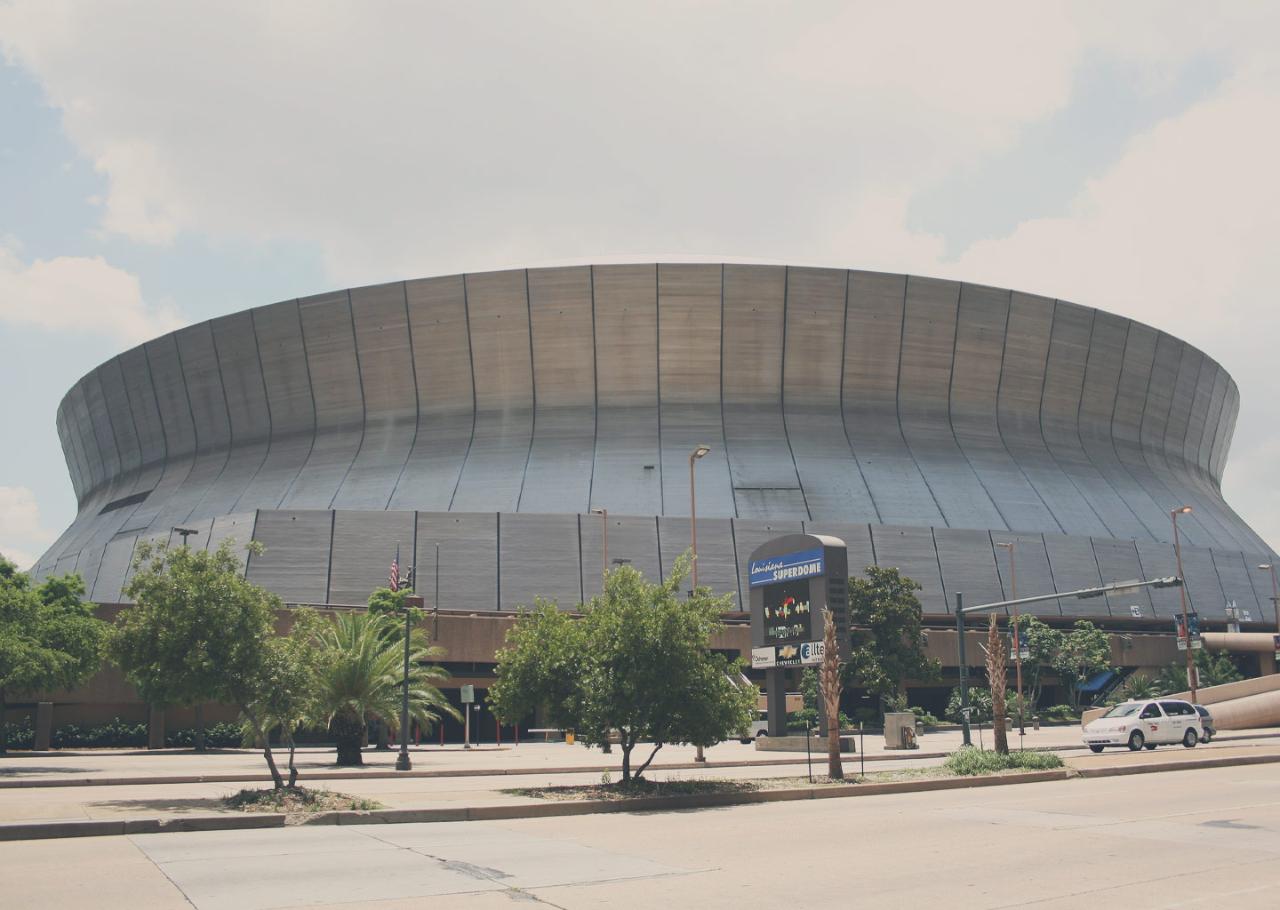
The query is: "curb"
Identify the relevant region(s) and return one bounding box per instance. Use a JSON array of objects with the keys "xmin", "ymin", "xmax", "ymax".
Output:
[{"xmin": 1074, "ymin": 750, "xmax": 1280, "ymax": 778}]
